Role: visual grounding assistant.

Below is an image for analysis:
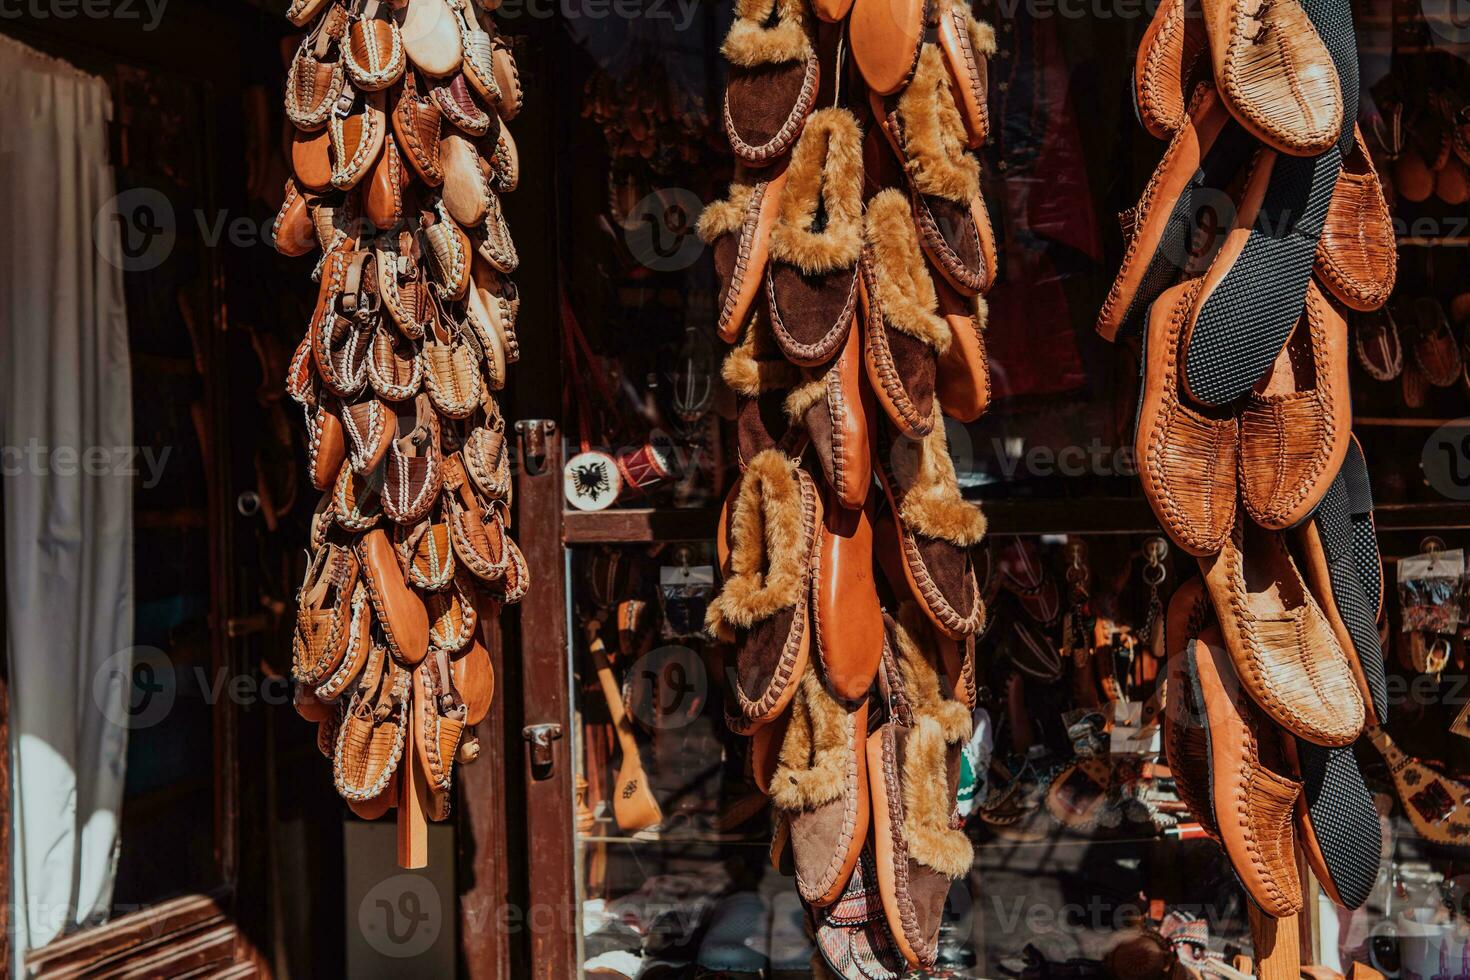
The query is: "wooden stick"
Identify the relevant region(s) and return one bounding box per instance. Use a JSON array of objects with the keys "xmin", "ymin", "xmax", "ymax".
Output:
[
  {"xmin": 397, "ymin": 747, "xmax": 430, "ymax": 869},
  {"xmin": 1248, "ymin": 907, "xmax": 1301, "ymax": 980}
]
